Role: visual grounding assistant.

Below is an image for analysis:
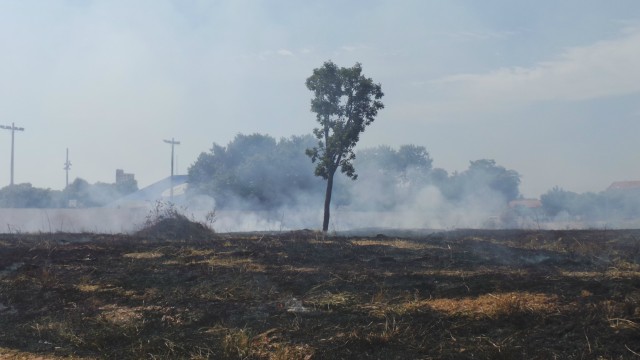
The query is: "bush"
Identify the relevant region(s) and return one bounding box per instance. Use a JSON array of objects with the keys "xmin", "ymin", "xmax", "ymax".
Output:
[{"xmin": 136, "ymin": 201, "xmax": 215, "ymax": 240}]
